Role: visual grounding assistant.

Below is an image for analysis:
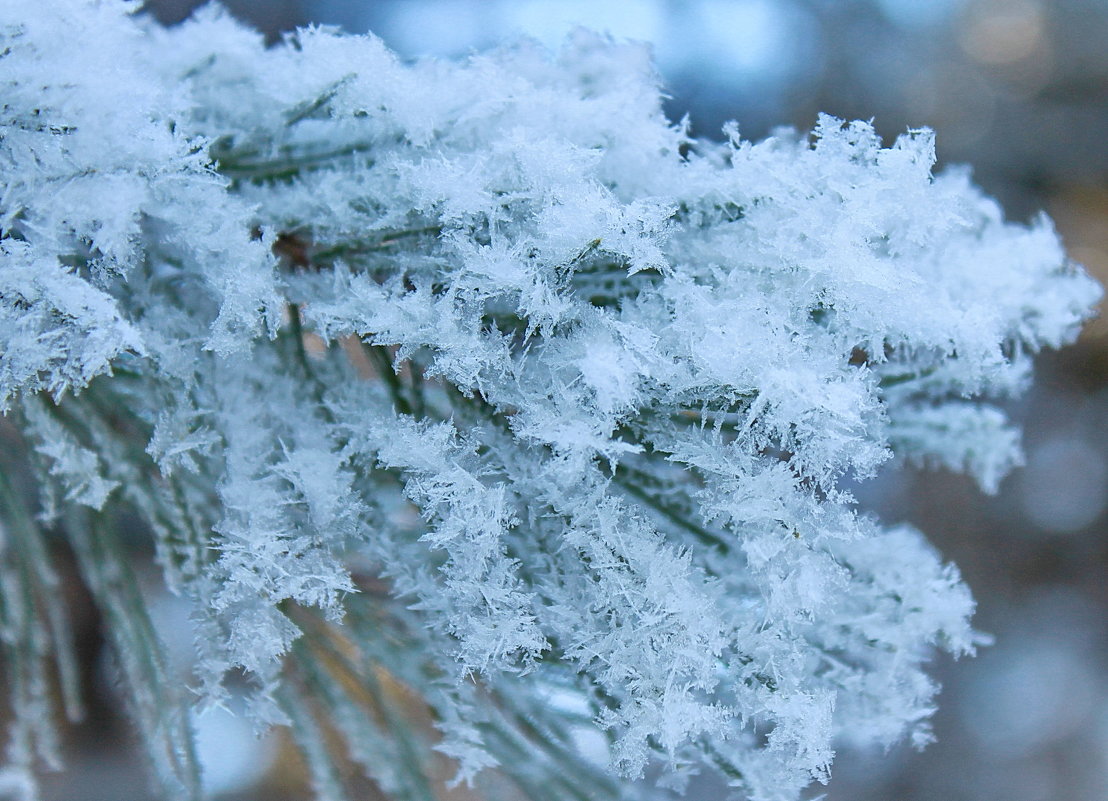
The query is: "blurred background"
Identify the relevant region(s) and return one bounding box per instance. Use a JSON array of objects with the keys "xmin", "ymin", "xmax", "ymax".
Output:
[{"xmin": 46, "ymin": 1, "xmax": 1108, "ymax": 799}]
